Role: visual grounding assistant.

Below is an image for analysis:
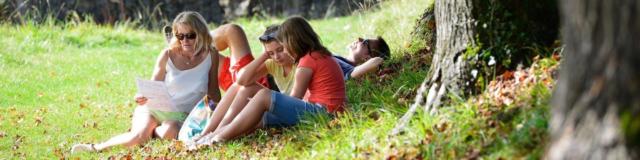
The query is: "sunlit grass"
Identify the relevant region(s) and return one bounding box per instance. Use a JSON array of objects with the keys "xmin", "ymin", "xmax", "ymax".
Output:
[{"xmin": 1, "ymin": 0, "xmax": 552, "ymax": 158}]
